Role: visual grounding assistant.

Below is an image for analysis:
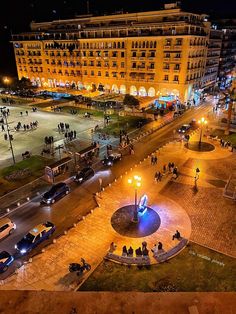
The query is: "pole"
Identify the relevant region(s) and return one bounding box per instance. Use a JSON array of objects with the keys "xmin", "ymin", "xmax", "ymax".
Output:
[
  {"xmin": 4, "ymin": 112, "xmax": 16, "ymax": 164},
  {"xmin": 133, "ymin": 188, "xmax": 138, "ymax": 222},
  {"xmin": 199, "ymin": 126, "xmax": 202, "ymax": 147}
]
